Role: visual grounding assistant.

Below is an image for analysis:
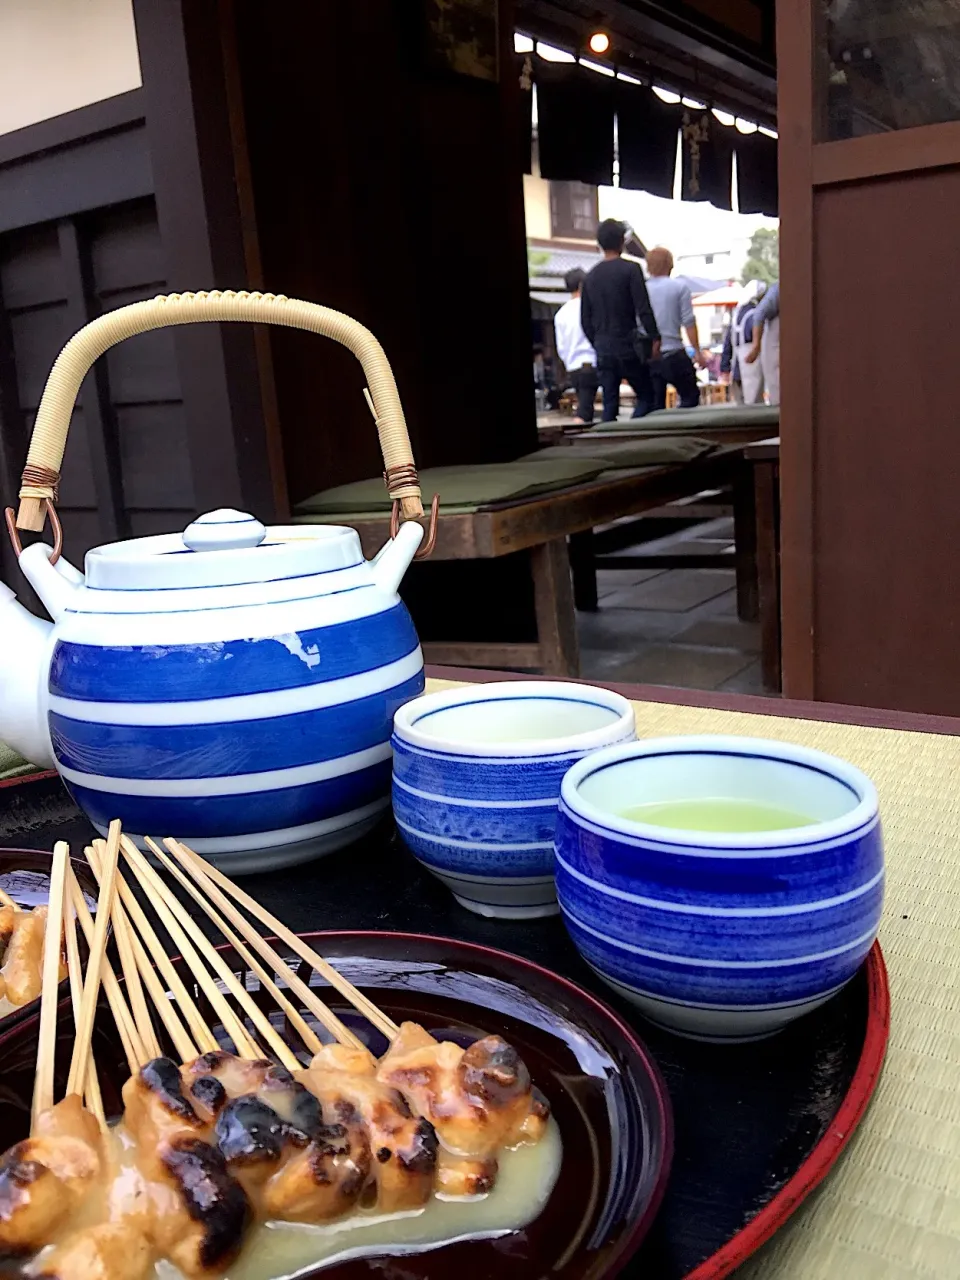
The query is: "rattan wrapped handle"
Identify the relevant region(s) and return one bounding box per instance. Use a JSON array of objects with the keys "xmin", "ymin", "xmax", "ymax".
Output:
[{"xmin": 15, "ymin": 289, "xmax": 423, "ymax": 532}]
